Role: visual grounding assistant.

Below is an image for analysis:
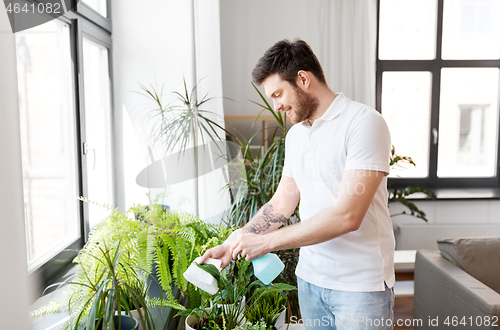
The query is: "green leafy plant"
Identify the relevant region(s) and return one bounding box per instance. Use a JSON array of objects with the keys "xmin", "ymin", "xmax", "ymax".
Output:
[
  {"xmin": 244, "ymin": 290, "xmax": 286, "ymax": 329},
  {"xmin": 235, "ymin": 320, "xmax": 271, "ymax": 330},
  {"xmin": 179, "ymin": 259, "xmax": 296, "ymax": 330},
  {"xmin": 66, "ymin": 242, "xmax": 155, "ymax": 330},
  {"xmin": 131, "ymin": 203, "xmax": 234, "ymax": 309},
  {"xmin": 140, "ymin": 80, "xmax": 226, "ymax": 154},
  {"xmin": 31, "ymin": 201, "xmax": 232, "ymax": 327},
  {"xmin": 225, "ymin": 83, "xmax": 298, "ymax": 229},
  {"xmin": 388, "ymin": 146, "xmax": 436, "ymax": 221}
]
